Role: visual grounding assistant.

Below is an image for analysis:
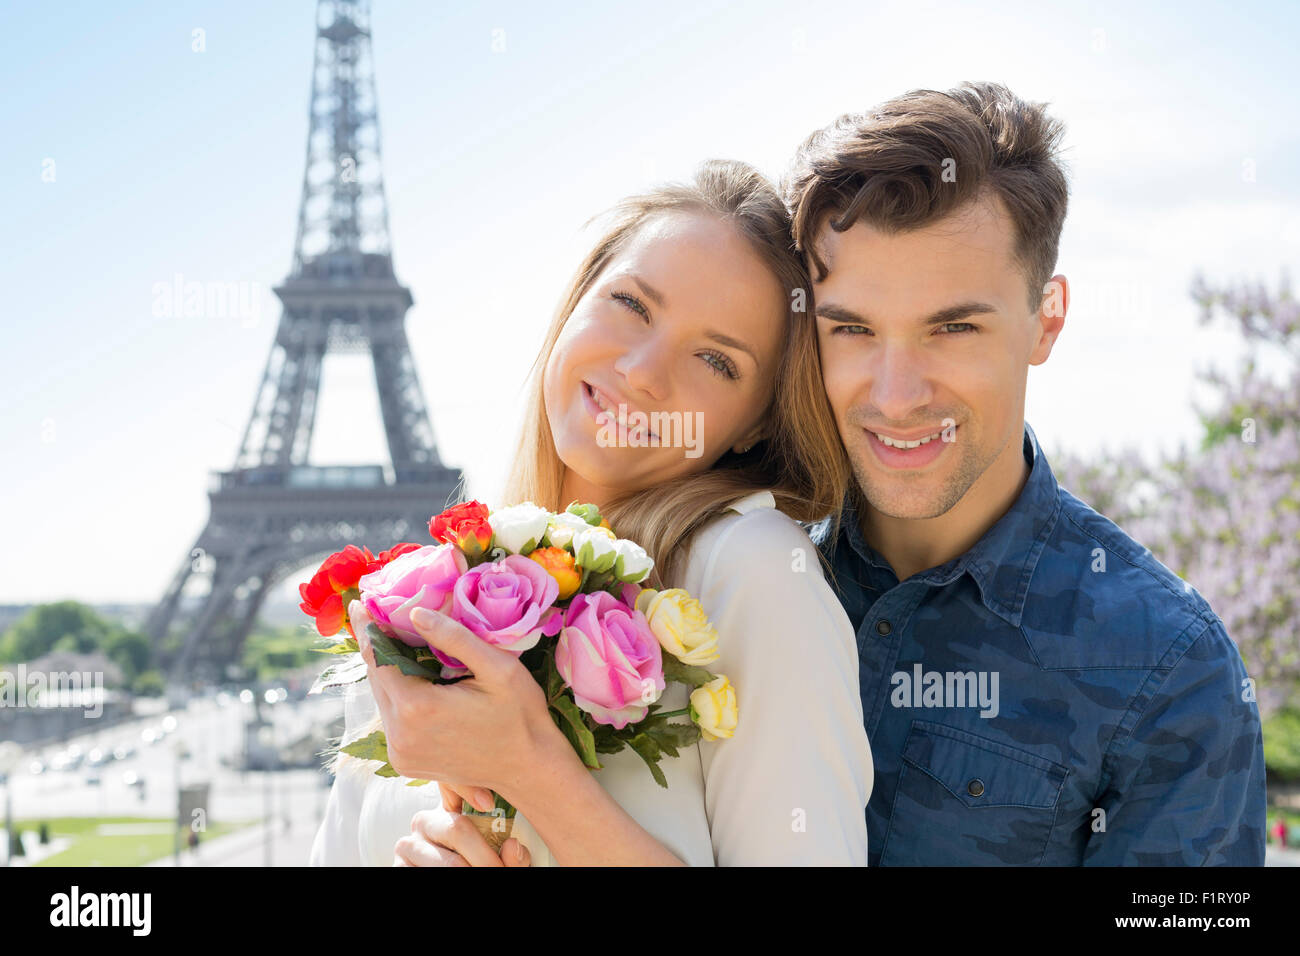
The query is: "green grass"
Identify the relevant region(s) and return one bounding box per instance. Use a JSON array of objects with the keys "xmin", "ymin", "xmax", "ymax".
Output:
[{"xmin": 12, "ymin": 816, "xmax": 256, "ymax": 867}]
